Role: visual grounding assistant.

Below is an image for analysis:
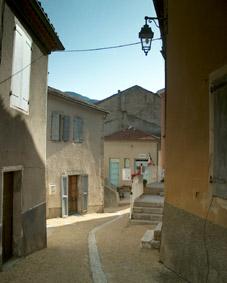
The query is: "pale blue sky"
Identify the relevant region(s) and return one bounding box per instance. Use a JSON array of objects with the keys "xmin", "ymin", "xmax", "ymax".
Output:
[{"xmin": 40, "ymin": 0, "xmax": 164, "ymax": 100}]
